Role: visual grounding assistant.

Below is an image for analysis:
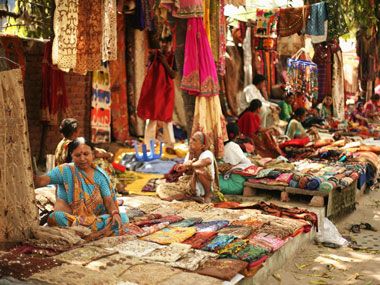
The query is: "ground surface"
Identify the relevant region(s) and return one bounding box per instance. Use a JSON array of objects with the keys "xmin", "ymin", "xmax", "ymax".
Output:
[{"xmin": 269, "ymin": 187, "xmax": 380, "ymax": 285}]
